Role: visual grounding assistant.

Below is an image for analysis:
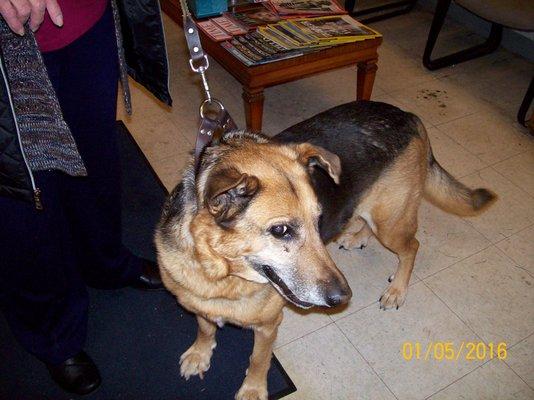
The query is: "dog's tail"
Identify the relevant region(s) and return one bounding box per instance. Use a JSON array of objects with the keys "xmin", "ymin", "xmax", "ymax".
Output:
[
  {"xmin": 424, "ymin": 156, "xmax": 496, "ymax": 216},
  {"xmin": 417, "ymin": 122, "xmax": 497, "ymax": 217}
]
